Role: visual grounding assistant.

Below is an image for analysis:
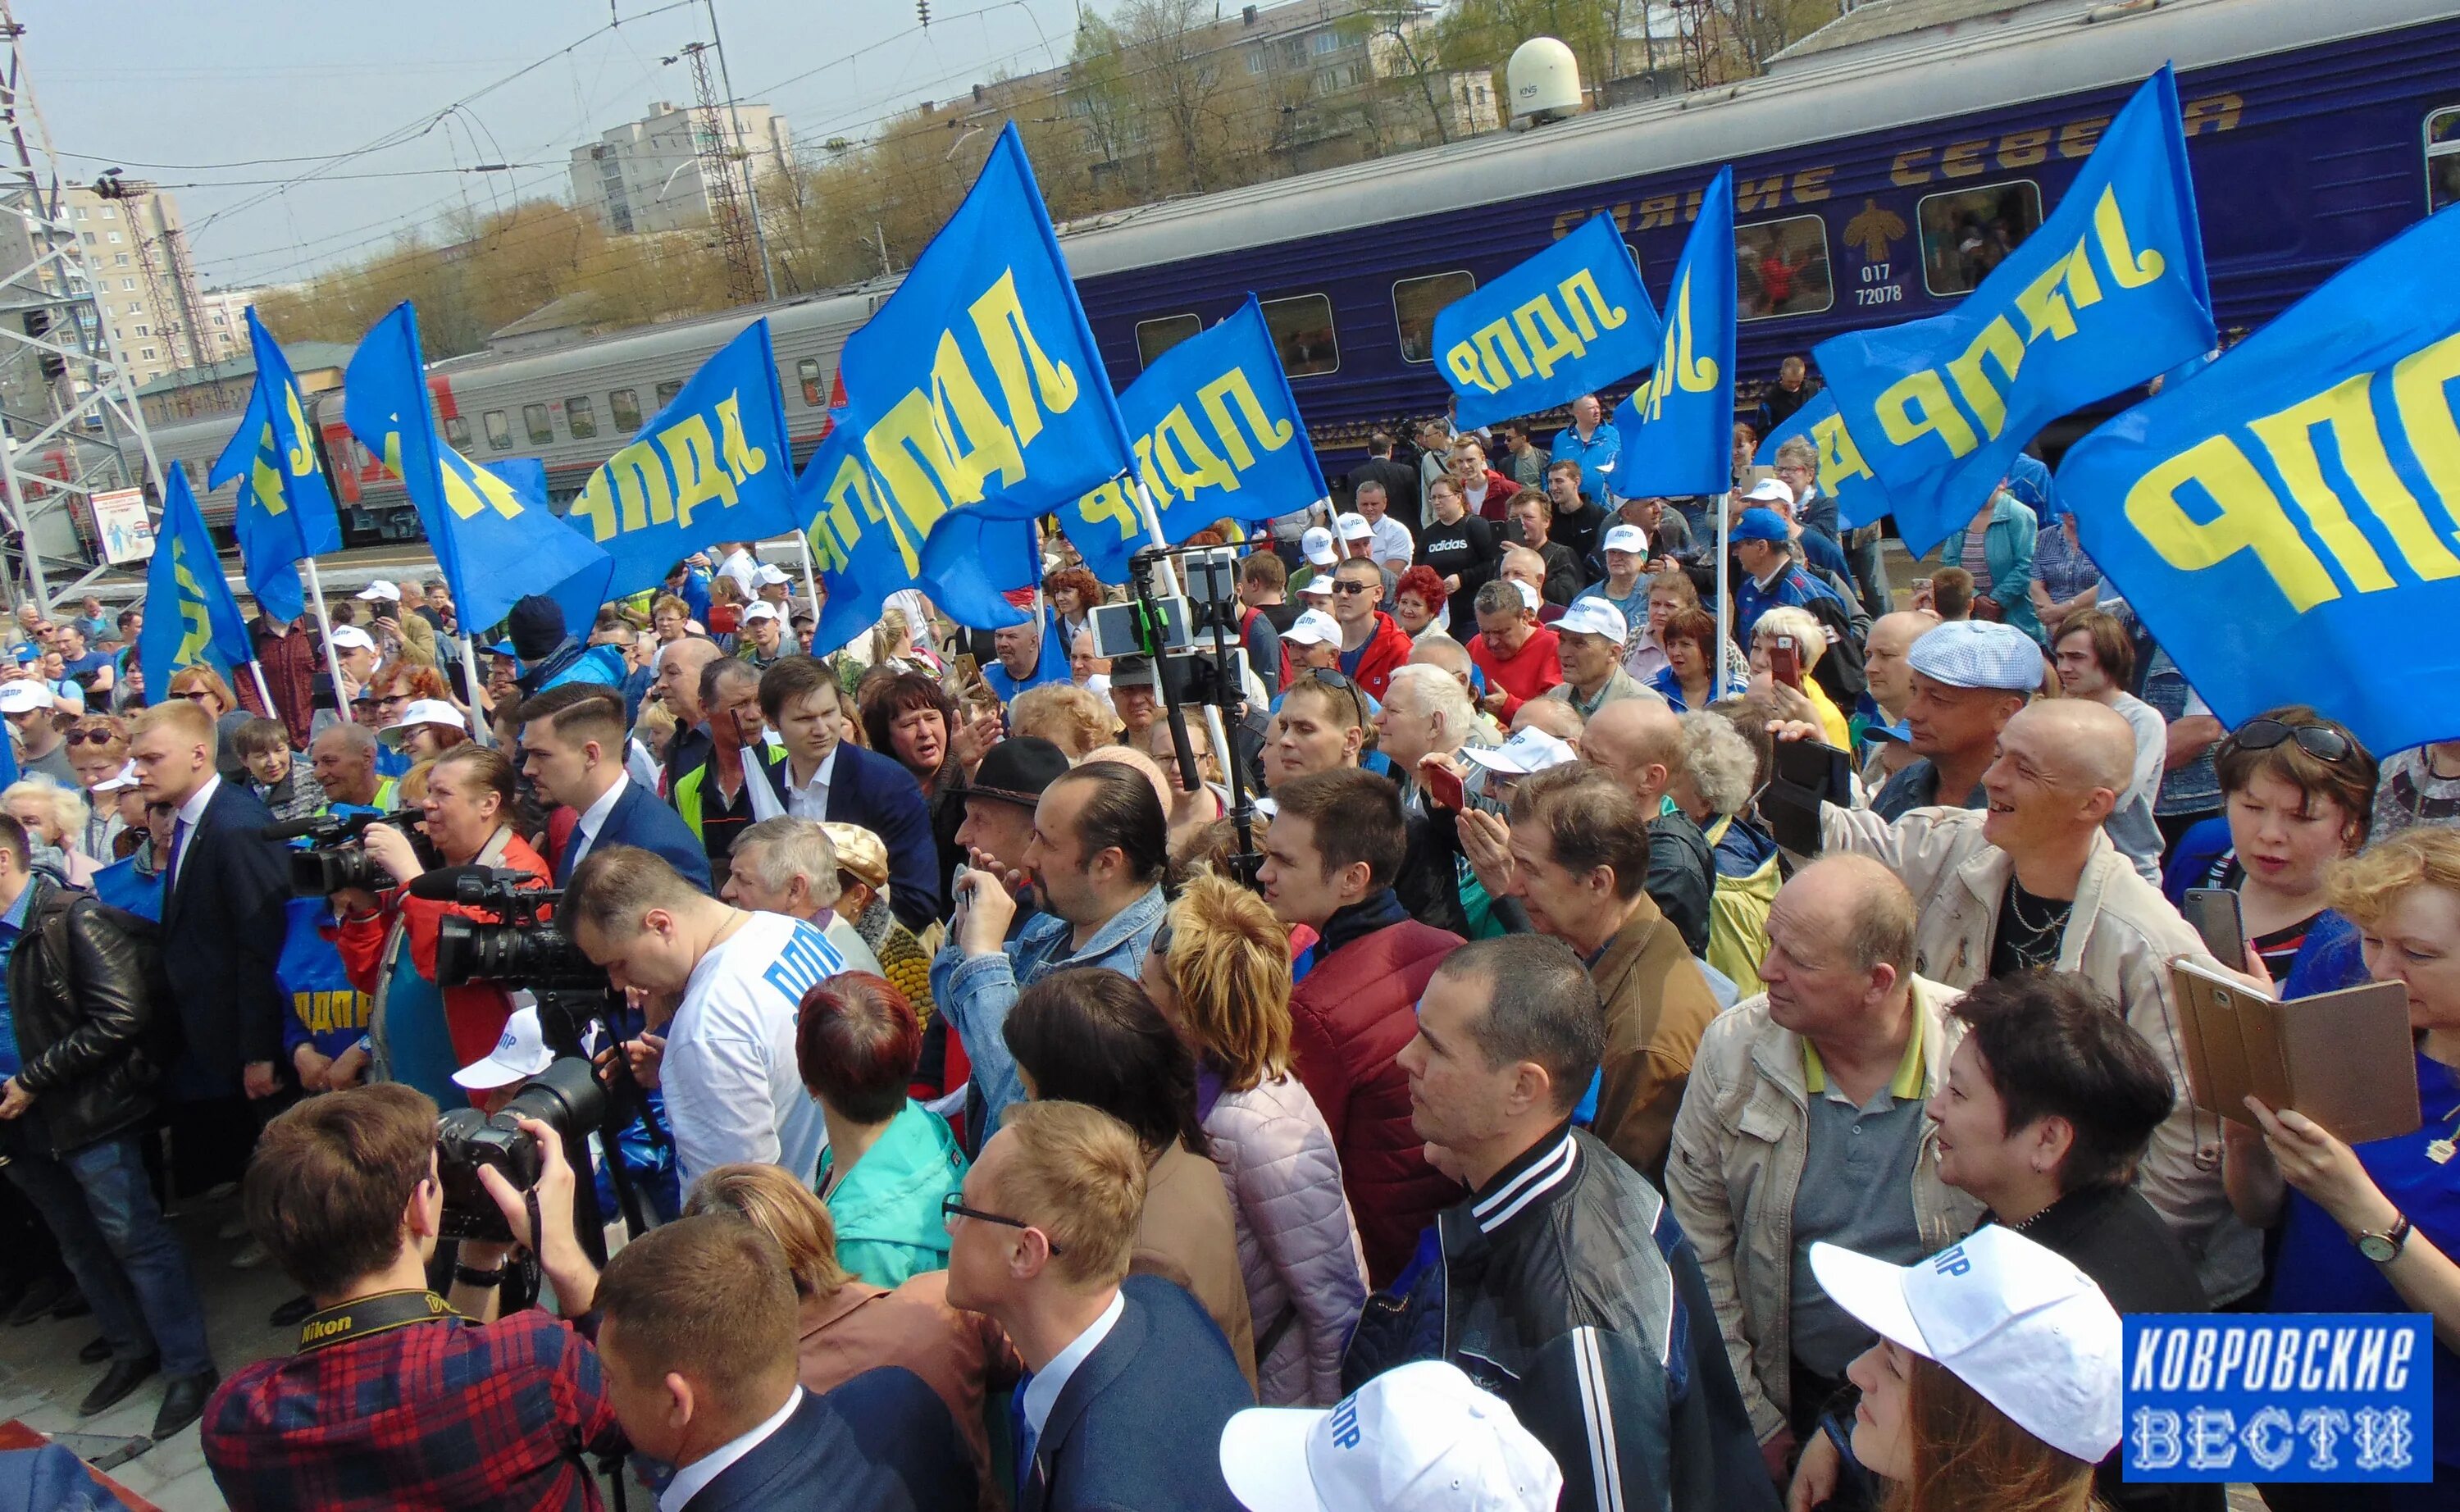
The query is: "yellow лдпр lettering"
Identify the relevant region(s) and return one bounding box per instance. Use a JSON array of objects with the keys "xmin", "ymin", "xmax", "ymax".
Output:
[
  {"xmin": 284, "ymin": 383, "xmax": 318, "ymax": 478},
  {"xmin": 2248, "ymin": 376, "xmax": 2460, "ymax": 590},
  {"xmin": 2123, "ymin": 435, "xmax": 2340, "ymax": 613},
  {"xmin": 1196, "ymin": 369, "xmax": 1292, "ymax": 468},
  {"xmin": 250, "ymin": 420, "xmax": 287, "ymax": 517},
  {"xmin": 1875, "ymin": 371, "xmax": 1980, "ymax": 460}
]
